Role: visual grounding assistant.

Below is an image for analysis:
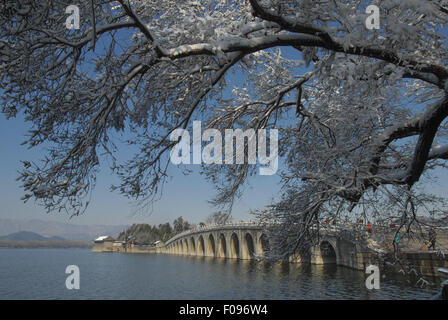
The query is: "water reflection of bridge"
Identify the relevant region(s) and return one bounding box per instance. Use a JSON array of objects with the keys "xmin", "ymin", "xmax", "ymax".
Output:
[{"xmin": 161, "ymin": 222, "xmax": 373, "ymax": 270}]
